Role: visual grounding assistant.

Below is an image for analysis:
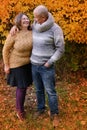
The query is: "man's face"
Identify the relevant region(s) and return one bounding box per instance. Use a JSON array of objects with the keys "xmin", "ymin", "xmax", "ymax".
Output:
[{"xmin": 34, "ymin": 13, "xmax": 46, "ymax": 24}]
